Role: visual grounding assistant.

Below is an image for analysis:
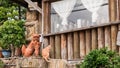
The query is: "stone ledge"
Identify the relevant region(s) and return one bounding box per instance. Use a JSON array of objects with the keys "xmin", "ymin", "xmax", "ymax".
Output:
[{"xmin": 0, "ymin": 57, "xmax": 83, "ymax": 68}]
